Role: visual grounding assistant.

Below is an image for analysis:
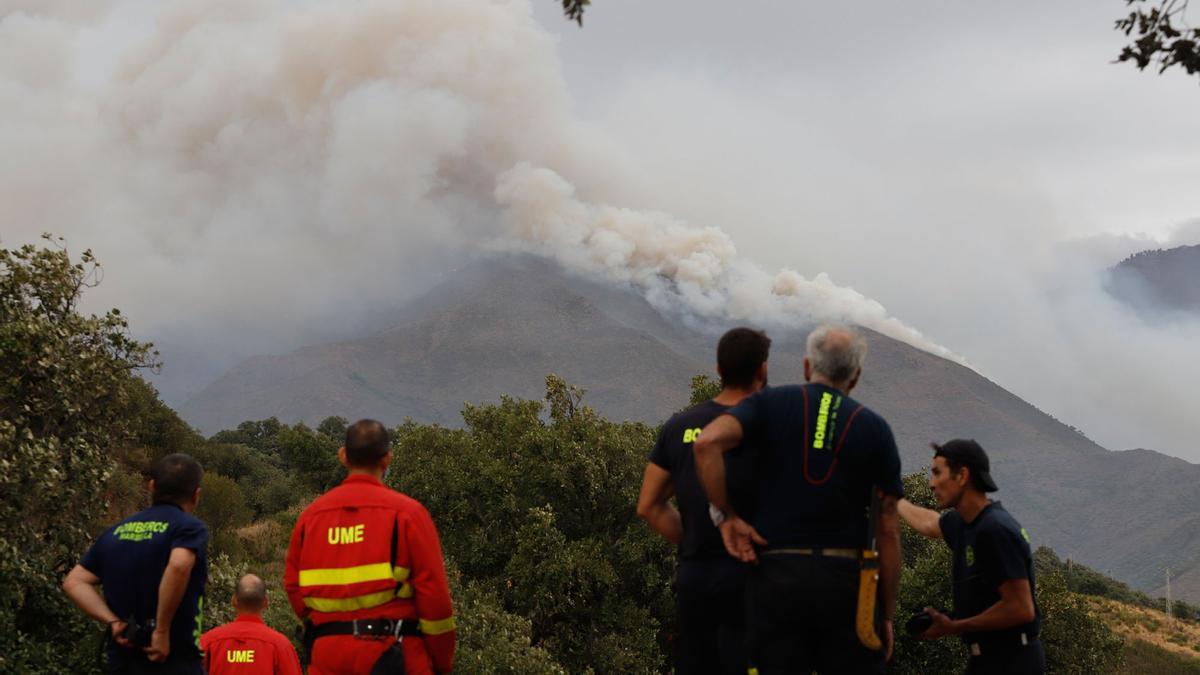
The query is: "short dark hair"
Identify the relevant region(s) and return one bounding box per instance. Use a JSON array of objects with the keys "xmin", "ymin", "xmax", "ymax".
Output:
[
  {"xmin": 151, "ymin": 453, "xmax": 203, "ymax": 505},
  {"xmin": 235, "ymin": 574, "xmax": 268, "ymax": 612},
  {"xmin": 717, "ymin": 327, "xmax": 771, "ymax": 388},
  {"xmin": 344, "ymin": 419, "xmax": 391, "ymax": 467},
  {"xmin": 932, "ymin": 441, "xmax": 996, "ymax": 493}
]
